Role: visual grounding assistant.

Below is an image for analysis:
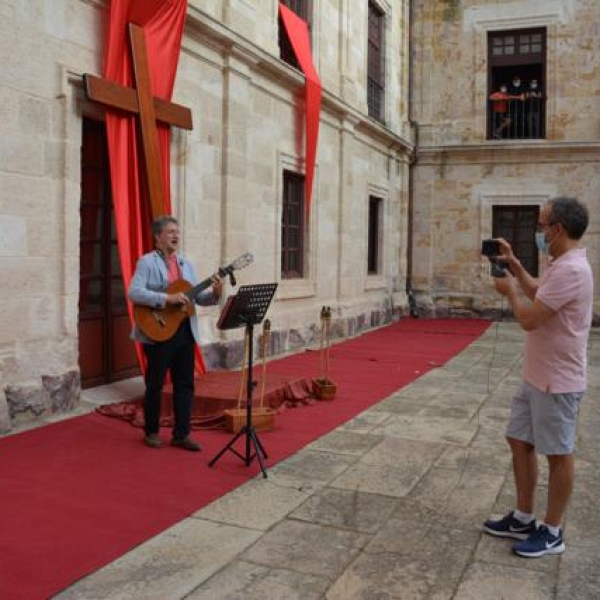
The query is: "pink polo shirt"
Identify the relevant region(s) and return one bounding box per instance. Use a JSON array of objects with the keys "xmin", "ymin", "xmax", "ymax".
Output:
[{"xmin": 523, "ymin": 248, "xmax": 593, "ymax": 393}]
